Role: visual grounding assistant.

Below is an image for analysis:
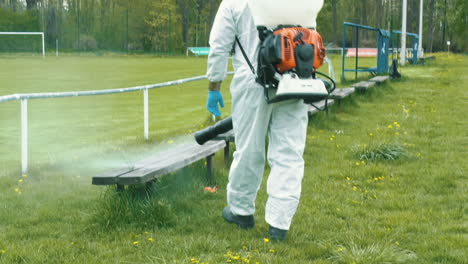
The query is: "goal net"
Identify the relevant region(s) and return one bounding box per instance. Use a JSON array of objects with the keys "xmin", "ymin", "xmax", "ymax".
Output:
[{"xmin": 0, "ymin": 32, "xmax": 45, "ymax": 56}]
